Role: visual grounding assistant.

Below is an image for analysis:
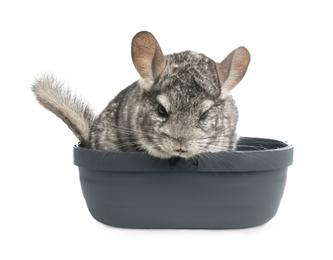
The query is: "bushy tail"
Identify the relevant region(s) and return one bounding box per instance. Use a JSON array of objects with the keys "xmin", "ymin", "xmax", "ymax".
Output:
[{"xmin": 32, "ymin": 74, "xmax": 95, "ymax": 147}]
